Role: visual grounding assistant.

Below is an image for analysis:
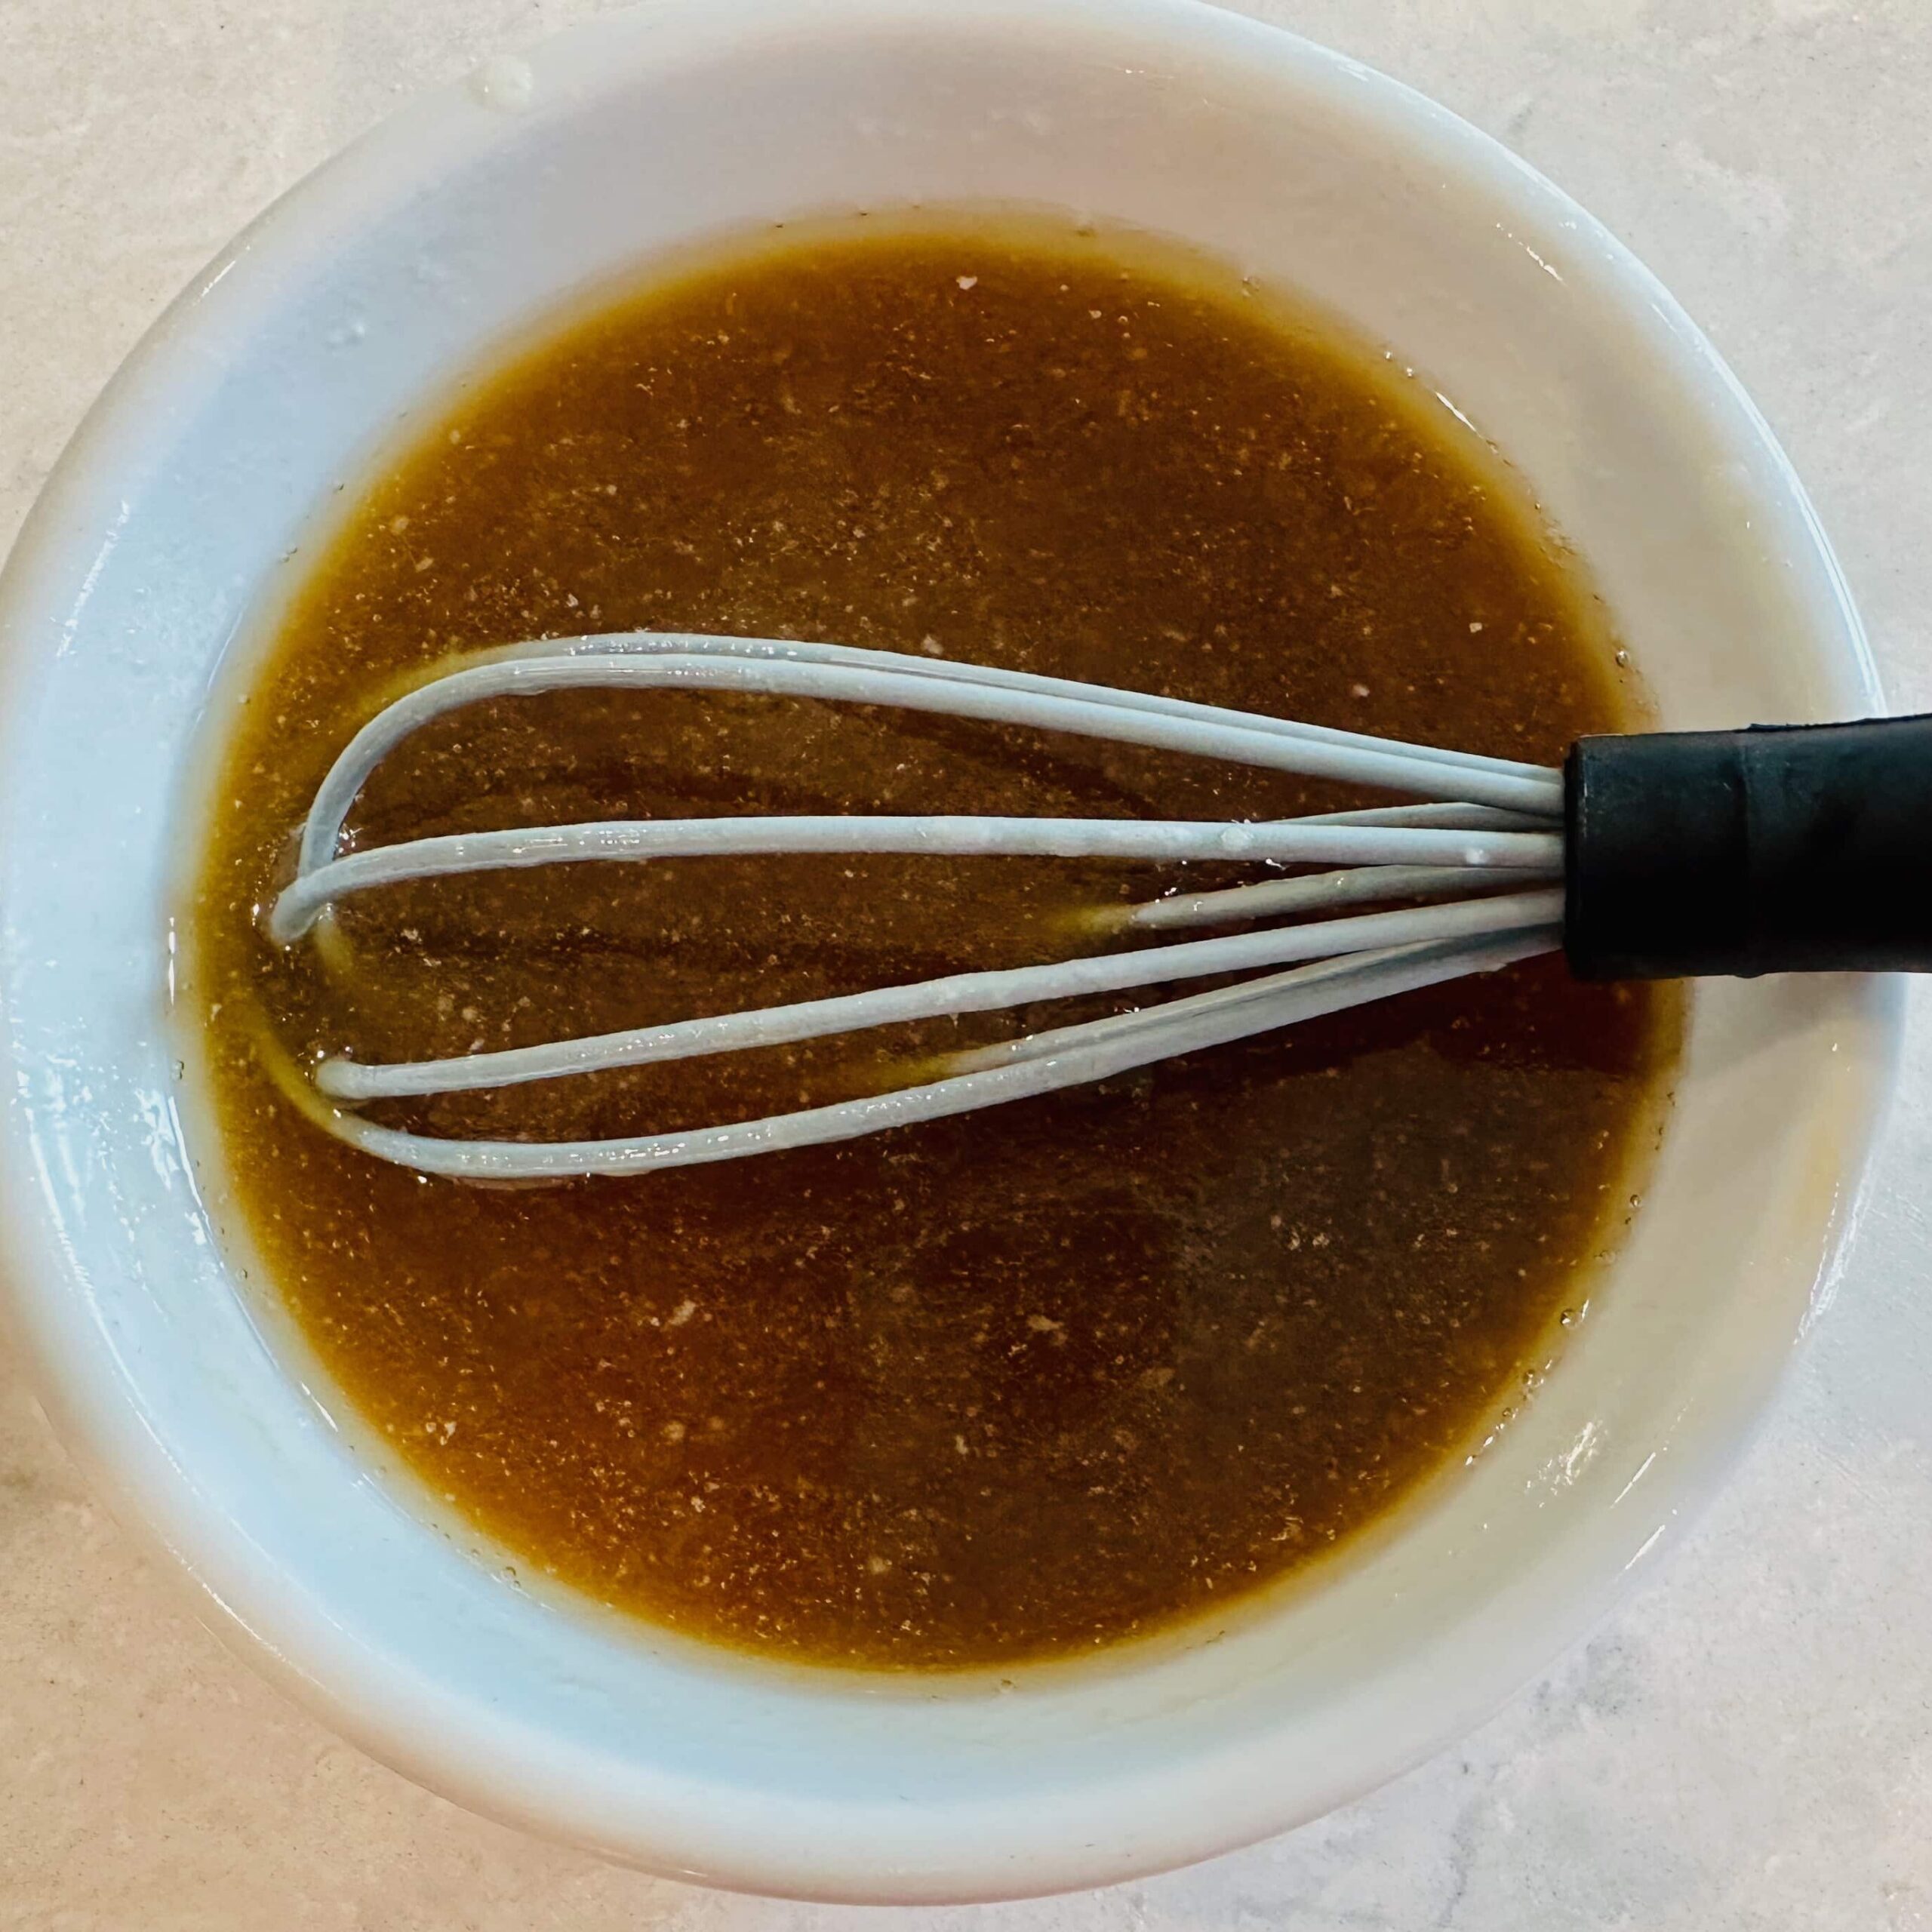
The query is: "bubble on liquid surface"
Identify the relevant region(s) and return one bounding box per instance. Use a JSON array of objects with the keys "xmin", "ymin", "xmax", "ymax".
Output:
[{"xmin": 471, "ymin": 52, "xmax": 534, "ymax": 113}]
